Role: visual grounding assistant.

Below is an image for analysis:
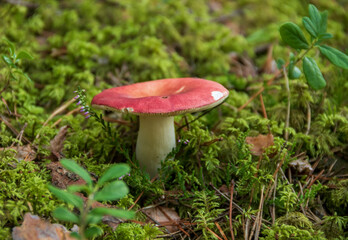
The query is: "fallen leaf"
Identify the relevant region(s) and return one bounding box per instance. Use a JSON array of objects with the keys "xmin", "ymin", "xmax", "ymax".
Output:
[
  {"xmin": 0, "ymin": 145, "xmax": 36, "ymax": 162},
  {"xmin": 289, "ymin": 159, "xmax": 313, "ymax": 174},
  {"xmin": 47, "ymin": 162, "xmax": 86, "ymax": 189},
  {"xmin": 245, "ymin": 133, "xmax": 274, "ymax": 156},
  {"xmin": 12, "ymin": 213, "xmax": 75, "ymax": 240},
  {"xmin": 230, "ymin": 53, "xmax": 258, "ymax": 78},
  {"xmin": 143, "ymin": 206, "xmax": 180, "ymax": 232},
  {"xmin": 49, "ymin": 125, "xmax": 69, "ymax": 160}
]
